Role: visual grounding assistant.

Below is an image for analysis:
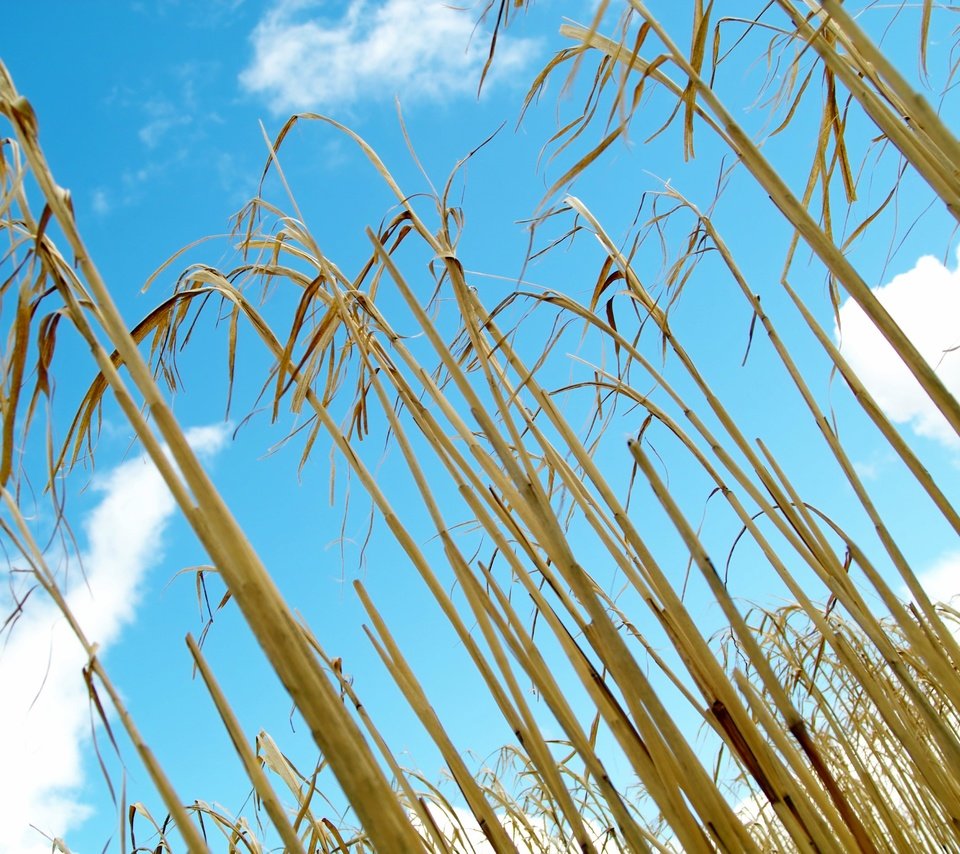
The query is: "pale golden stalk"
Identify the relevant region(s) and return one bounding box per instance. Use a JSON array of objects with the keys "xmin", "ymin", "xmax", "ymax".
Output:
[{"xmin": 0, "ymin": 62, "xmax": 424, "ymax": 853}]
